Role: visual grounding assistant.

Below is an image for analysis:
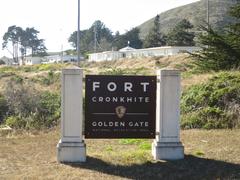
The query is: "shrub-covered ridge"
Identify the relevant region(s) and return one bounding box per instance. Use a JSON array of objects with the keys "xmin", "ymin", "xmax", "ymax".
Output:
[{"xmin": 181, "ymin": 72, "xmax": 240, "ymax": 129}]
